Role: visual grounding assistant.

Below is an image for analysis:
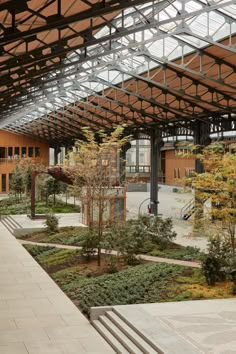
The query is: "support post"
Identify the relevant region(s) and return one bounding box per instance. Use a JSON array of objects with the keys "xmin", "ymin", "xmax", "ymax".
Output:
[
  {"xmin": 193, "ymin": 121, "xmax": 211, "ymax": 223},
  {"xmin": 119, "ymin": 142, "xmax": 131, "ymax": 186},
  {"xmin": 135, "ymin": 140, "xmax": 140, "ymax": 173},
  {"xmin": 54, "ymin": 146, "xmax": 61, "ymax": 165},
  {"xmin": 150, "ymin": 128, "xmax": 161, "ymax": 216},
  {"xmin": 31, "ymin": 171, "xmax": 37, "ymax": 218}
]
